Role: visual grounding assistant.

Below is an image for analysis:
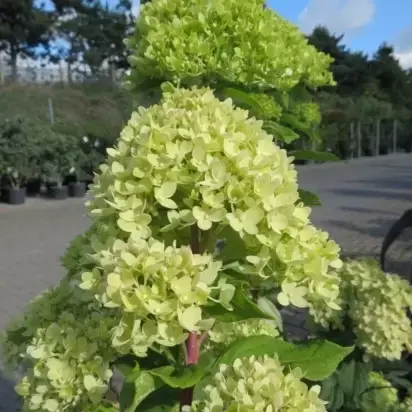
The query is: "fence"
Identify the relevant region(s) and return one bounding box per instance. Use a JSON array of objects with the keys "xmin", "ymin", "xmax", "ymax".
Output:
[{"xmin": 0, "ymin": 59, "xmax": 123, "ymax": 85}]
